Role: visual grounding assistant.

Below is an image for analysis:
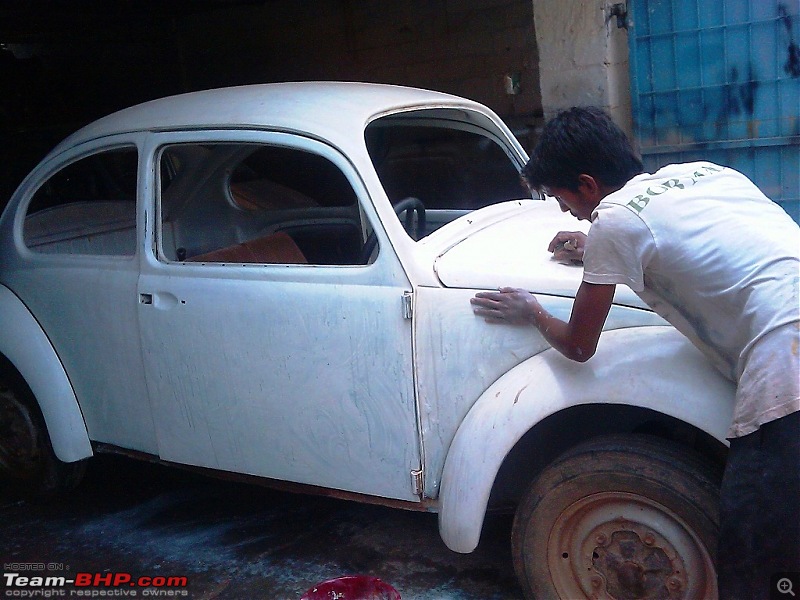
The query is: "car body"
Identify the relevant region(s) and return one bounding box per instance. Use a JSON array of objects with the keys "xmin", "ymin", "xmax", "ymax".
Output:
[{"xmin": 0, "ymin": 82, "xmax": 735, "ymax": 598}]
